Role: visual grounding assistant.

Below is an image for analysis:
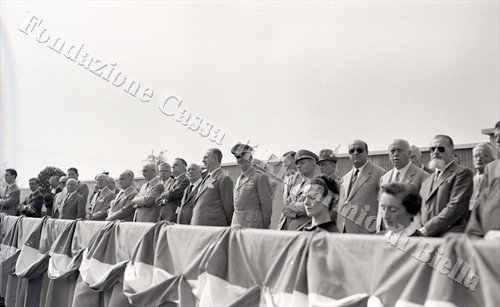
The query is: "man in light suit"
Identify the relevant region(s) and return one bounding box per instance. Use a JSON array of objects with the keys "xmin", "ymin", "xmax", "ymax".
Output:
[
  {"xmin": 419, "ymin": 135, "xmax": 473, "ymax": 237},
  {"xmin": 337, "ymin": 140, "xmax": 385, "ymax": 234},
  {"xmin": 410, "ymin": 145, "xmax": 433, "ymax": 174},
  {"xmin": 67, "ymin": 167, "xmax": 90, "ymax": 204},
  {"xmin": 87, "ymin": 173, "xmax": 115, "ymax": 220},
  {"xmin": 132, "ymin": 163, "xmax": 165, "ymax": 222},
  {"xmin": 231, "ymin": 144, "xmax": 273, "ymax": 229},
  {"xmin": 178, "ymin": 164, "xmax": 202, "ymax": 225},
  {"xmin": 376, "ymin": 139, "xmax": 429, "ymax": 231},
  {"xmin": 0, "ymin": 169, "xmax": 20, "ymax": 216},
  {"xmin": 191, "ymin": 148, "xmax": 234, "ymax": 226},
  {"xmin": 158, "ymin": 158, "xmax": 190, "ymax": 222},
  {"xmin": 467, "ymin": 121, "xmax": 500, "ymax": 237},
  {"xmin": 52, "ymin": 176, "xmax": 68, "ymax": 218},
  {"xmin": 106, "ymin": 170, "xmax": 138, "ymax": 221},
  {"xmin": 18, "ymin": 178, "xmax": 44, "ymax": 217},
  {"xmin": 57, "ymin": 178, "xmax": 86, "ymax": 220},
  {"xmin": 470, "ymin": 143, "xmax": 496, "ymax": 211}
]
